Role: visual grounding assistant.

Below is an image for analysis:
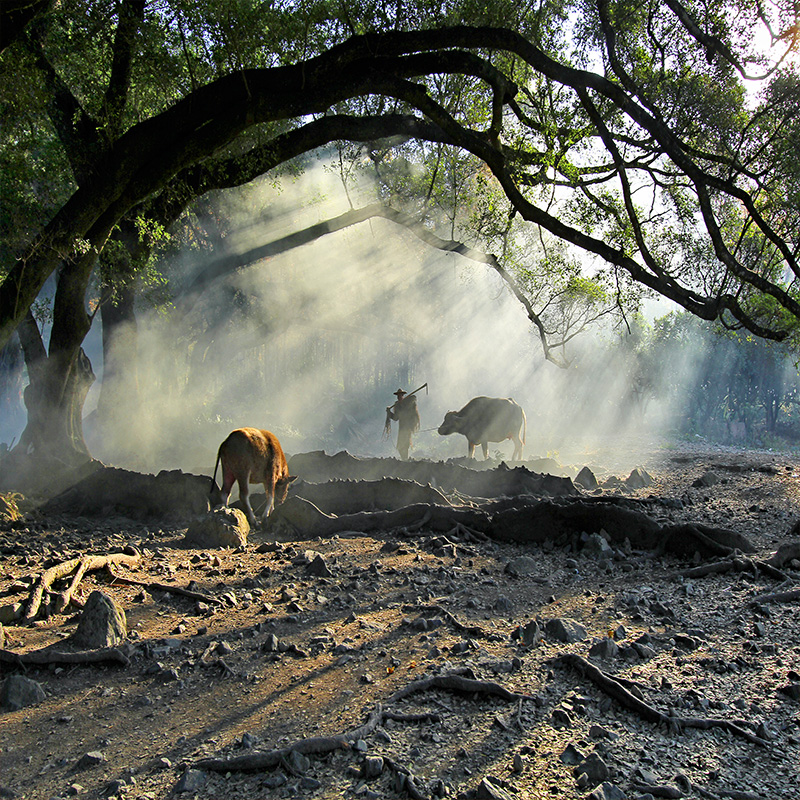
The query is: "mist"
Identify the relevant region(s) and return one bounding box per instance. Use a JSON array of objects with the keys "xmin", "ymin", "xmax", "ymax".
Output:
[{"xmin": 72, "ymin": 163, "xmax": 684, "ymax": 474}]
